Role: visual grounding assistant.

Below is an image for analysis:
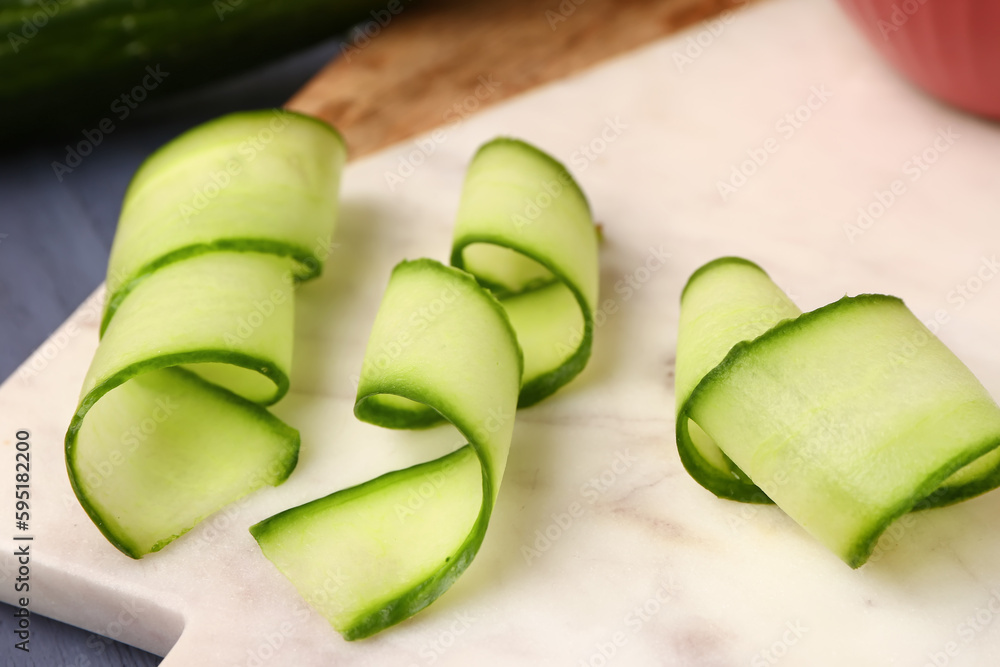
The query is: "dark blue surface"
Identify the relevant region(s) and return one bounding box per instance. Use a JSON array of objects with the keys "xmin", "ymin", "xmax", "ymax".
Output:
[{"xmin": 0, "ymin": 36, "xmax": 345, "ymax": 666}]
